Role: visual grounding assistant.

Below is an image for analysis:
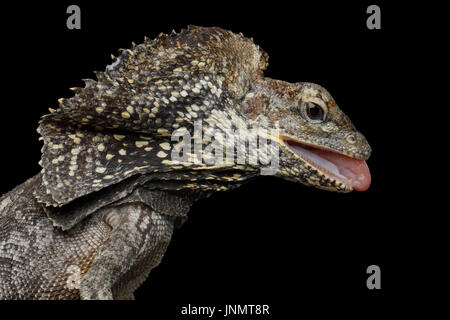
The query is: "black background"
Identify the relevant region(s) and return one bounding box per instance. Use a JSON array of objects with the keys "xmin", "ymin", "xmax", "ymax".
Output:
[{"xmin": 0, "ymin": 0, "xmax": 439, "ymax": 316}]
